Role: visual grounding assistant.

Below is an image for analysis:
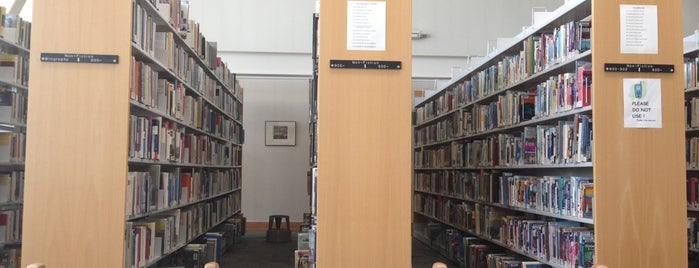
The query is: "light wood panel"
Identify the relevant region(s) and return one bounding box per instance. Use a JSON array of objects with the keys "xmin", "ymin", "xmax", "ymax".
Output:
[
  {"xmin": 592, "ymin": 0, "xmax": 687, "ymax": 267},
  {"xmin": 317, "ymin": 0, "xmax": 412, "ymax": 267},
  {"xmin": 22, "ymin": 0, "xmax": 132, "ymax": 267}
]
